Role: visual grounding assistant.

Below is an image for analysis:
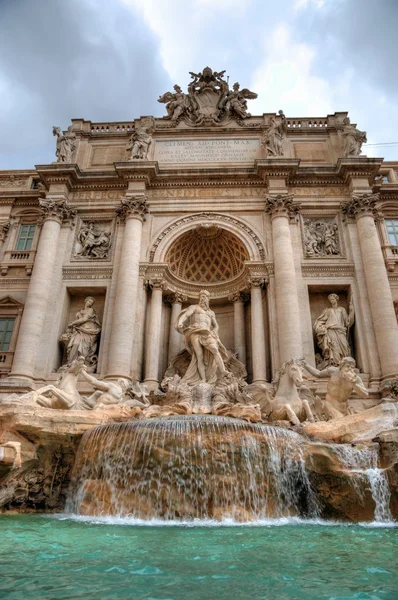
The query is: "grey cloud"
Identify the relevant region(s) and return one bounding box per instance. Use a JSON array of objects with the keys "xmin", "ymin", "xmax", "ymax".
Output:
[
  {"xmin": 297, "ymin": 0, "xmax": 398, "ymax": 97},
  {"xmin": 0, "ymin": 0, "xmax": 171, "ymax": 169}
]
